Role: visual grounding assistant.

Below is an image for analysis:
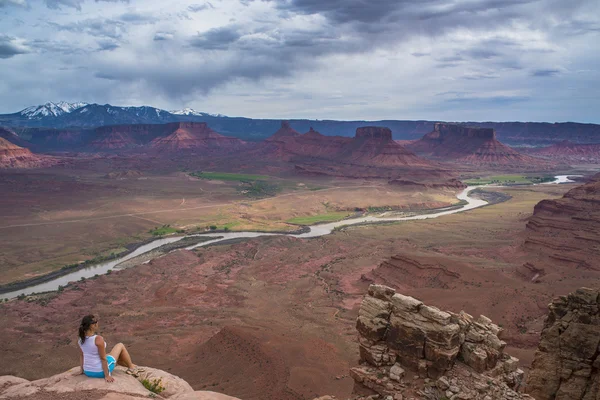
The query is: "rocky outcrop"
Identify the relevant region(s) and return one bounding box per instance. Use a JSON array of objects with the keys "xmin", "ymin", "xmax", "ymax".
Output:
[
  {"xmin": 257, "ymin": 123, "xmax": 446, "ymax": 179},
  {"xmin": 0, "ymin": 137, "xmax": 59, "ymax": 169},
  {"xmin": 522, "ymin": 174, "xmax": 600, "ymax": 276},
  {"xmin": 267, "ymin": 120, "xmax": 301, "ymax": 140},
  {"xmin": 526, "ymin": 288, "xmax": 600, "ymax": 400},
  {"xmin": 407, "ymin": 123, "xmax": 552, "ymax": 169},
  {"xmin": 350, "ymin": 284, "xmax": 528, "ymax": 399},
  {"xmin": 150, "ymin": 122, "xmax": 246, "ymax": 151},
  {"xmin": 355, "ymin": 127, "xmax": 393, "ymax": 140},
  {"xmin": 0, "ymin": 365, "xmax": 239, "ymax": 400}
]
